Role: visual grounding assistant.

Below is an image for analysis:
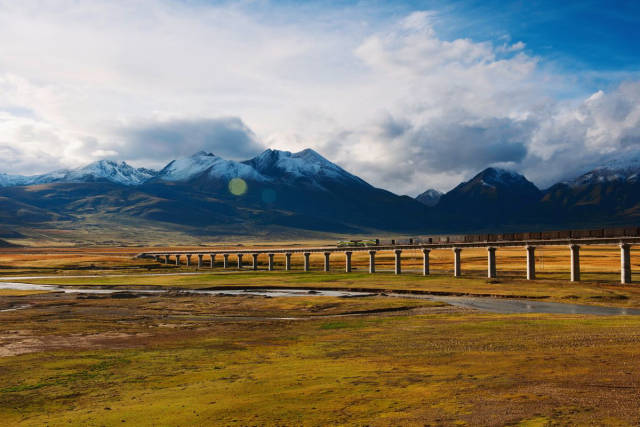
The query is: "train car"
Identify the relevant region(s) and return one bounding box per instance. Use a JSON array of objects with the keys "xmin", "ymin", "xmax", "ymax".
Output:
[
  {"xmin": 522, "ymin": 232, "xmax": 541, "ymax": 240},
  {"xmin": 337, "ymin": 239, "xmax": 377, "ymax": 247},
  {"xmin": 386, "ymin": 226, "xmax": 638, "ymax": 247},
  {"xmin": 588, "ymin": 229, "xmax": 604, "ymax": 238},
  {"xmin": 604, "ymin": 227, "xmax": 624, "ymax": 238}
]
